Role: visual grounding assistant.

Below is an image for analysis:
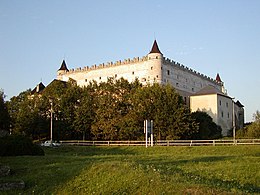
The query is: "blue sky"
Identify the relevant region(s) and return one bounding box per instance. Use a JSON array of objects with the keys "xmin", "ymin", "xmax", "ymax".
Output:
[{"xmin": 0, "ymin": 0, "xmax": 259, "ymax": 122}]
